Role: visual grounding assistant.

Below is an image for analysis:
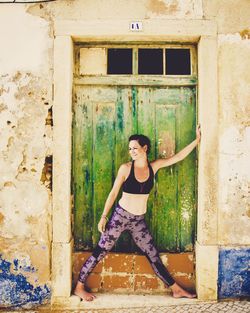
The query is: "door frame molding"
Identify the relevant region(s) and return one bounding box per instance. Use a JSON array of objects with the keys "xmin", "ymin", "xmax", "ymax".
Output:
[{"xmin": 52, "ymin": 19, "xmax": 218, "ymax": 302}]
